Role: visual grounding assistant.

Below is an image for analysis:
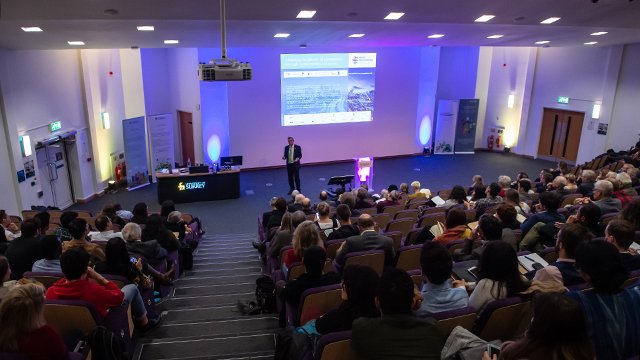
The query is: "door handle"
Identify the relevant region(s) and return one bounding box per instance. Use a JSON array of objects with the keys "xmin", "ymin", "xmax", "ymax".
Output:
[{"xmin": 50, "ymin": 163, "xmax": 59, "ymax": 180}]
